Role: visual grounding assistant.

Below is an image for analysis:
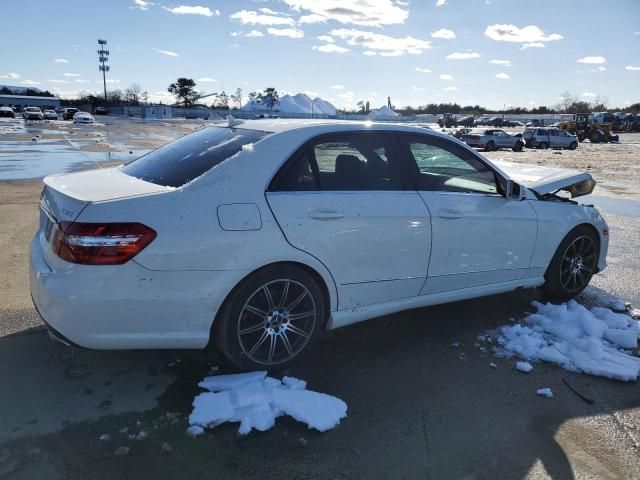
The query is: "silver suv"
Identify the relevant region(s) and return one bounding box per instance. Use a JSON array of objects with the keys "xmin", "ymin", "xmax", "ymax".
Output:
[{"xmin": 523, "ymin": 127, "xmax": 578, "ymax": 150}]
